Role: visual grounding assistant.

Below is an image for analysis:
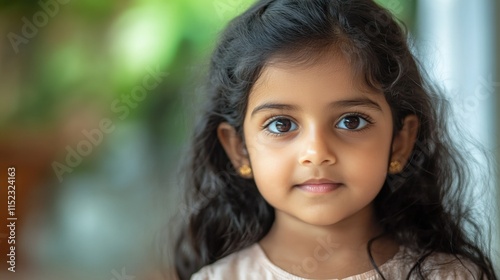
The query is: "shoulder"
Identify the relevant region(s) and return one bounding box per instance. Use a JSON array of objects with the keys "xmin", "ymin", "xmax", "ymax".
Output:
[
  {"xmin": 422, "ymin": 251, "xmax": 484, "ymax": 279},
  {"xmin": 191, "ymin": 244, "xmax": 271, "ymax": 280},
  {"xmin": 393, "ymin": 248, "xmax": 485, "ymax": 279}
]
